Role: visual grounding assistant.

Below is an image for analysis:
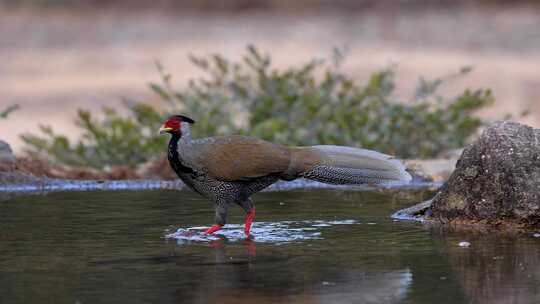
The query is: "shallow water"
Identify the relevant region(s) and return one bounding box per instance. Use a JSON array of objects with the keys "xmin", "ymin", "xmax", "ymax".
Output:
[{"xmin": 1, "ymin": 189, "xmax": 539, "ymax": 304}]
